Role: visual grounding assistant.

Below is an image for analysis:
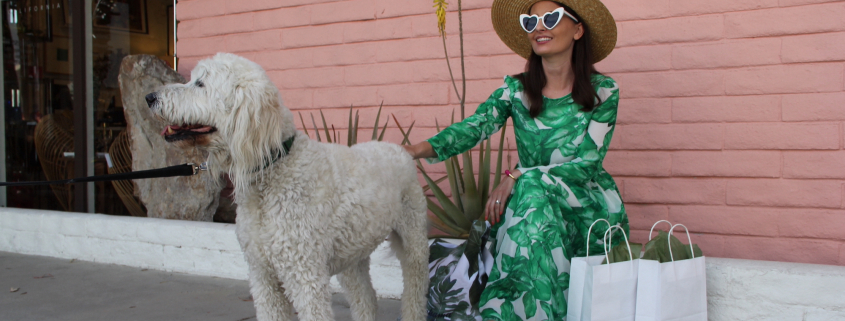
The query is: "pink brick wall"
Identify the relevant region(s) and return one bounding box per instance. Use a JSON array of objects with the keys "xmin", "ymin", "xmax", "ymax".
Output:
[{"xmin": 176, "ymin": 0, "xmax": 845, "ymax": 265}]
